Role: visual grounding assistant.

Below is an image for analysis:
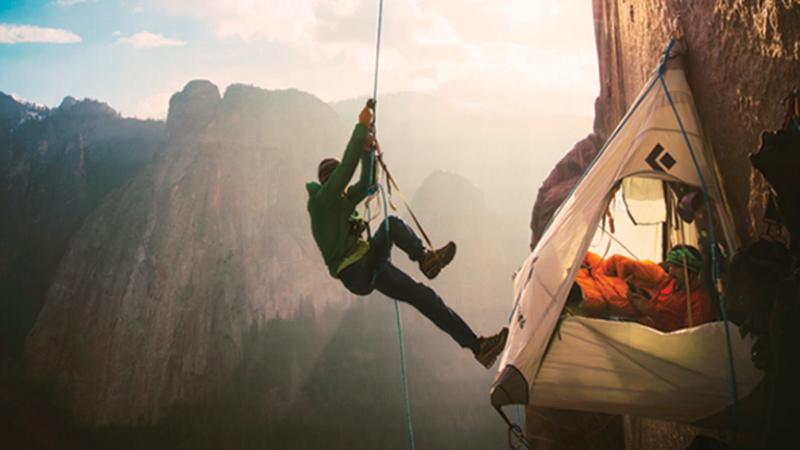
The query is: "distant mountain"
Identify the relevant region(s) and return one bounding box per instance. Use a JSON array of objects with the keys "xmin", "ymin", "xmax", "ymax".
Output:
[
  {"xmin": 0, "ymin": 92, "xmax": 164, "ymax": 362},
  {"xmin": 24, "ymin": 80, "xmax": 348, "ymax": 425}
]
